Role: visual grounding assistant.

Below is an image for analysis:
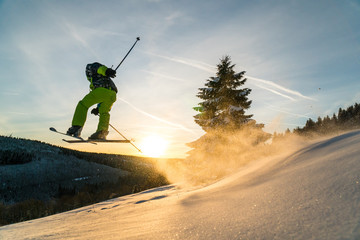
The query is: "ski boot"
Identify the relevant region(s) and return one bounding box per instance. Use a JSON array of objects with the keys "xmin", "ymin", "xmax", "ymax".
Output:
[
  {"xmin": 88, "ymin": 130, "xmax": 109, "ymax": 140},
  {"xmin": 66, "ymin": 125, "xmax": 83, "ymax": 138}
]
